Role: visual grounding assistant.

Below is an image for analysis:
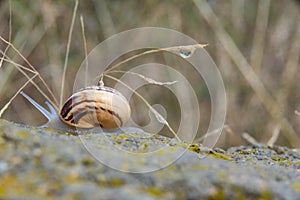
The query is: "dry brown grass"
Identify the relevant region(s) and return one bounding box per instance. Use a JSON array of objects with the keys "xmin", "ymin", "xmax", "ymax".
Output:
[{"xmin": 0, "ymin": 0, "xmax": 299, "ymax": 148}]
